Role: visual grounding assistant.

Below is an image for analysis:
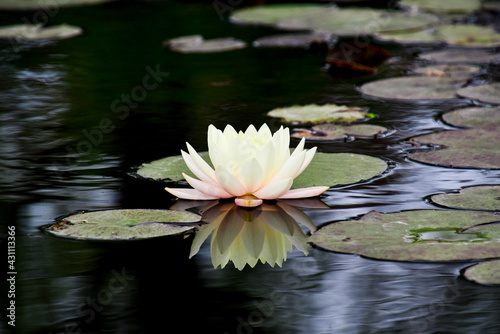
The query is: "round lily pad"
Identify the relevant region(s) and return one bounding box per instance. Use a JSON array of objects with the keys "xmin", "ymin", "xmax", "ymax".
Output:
[
  {"xmin": 375, "ymin": 28, "xmax": 443, "ymax": 45},
  {"xmin": 45, "ymin": 209, "xmax": 201, "ymax": 240},
  {"xmin": 463, "ymin": 260, "xmax": 500, "ymax": 285},
  {"xmin": 311, "ymin": 210, "xmax": 500, "ymax": 261},
  {"xmin": 430, "ymin": 185, "xmax": 500, "ymax": 211},
  {"xmin": 412, "ymin": 65, "xmax": 481, "ymax": 79},
  {"xmin": 442, "ymin": 106, "xmax": 500, "ymax": 128},
  {"xmin": 137, "ymin": 152, "xmax": 388, "ymax": 189},
  {"xmin": 0, "ymin": 23, "xmax": 82, "ymax": 40},
  {"xmin": 267, "ymin": 104, "xmax": 368, "ymax": 124},
  {"xmin": 253, "ymin": 33, "xmax": 331, "ymax": 48},
  {"xmin": 230, "ymin": 4, "xmax": 325, "ymax": 26},
  {"xmin": 408, "ymin": 125, "xmax": 500, "ymax": 169},
  {"xmin": 419, "ymin": 49, "xmax": 500, "ymax": 64},
  {"xmin": 400, "ymin": 0, "xmax": 481, "ymax": 13},
  {"xmin": 165, "ymin": 35, "xmax": 246, "ymax": 53},
  {"xmin": 291, "ymin": 124, "xmax": 389, "ymax": 142},
  {"xmin": 0, "ymin": 0, "xmax": 115, "ymax": 10},
  {"xmin": 457, "ymin": 83, "xmax": 500, "ymax": 105},
  {"xmin": 359, "ymin": 76, "xmax": 465, "ymax": 101}
]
